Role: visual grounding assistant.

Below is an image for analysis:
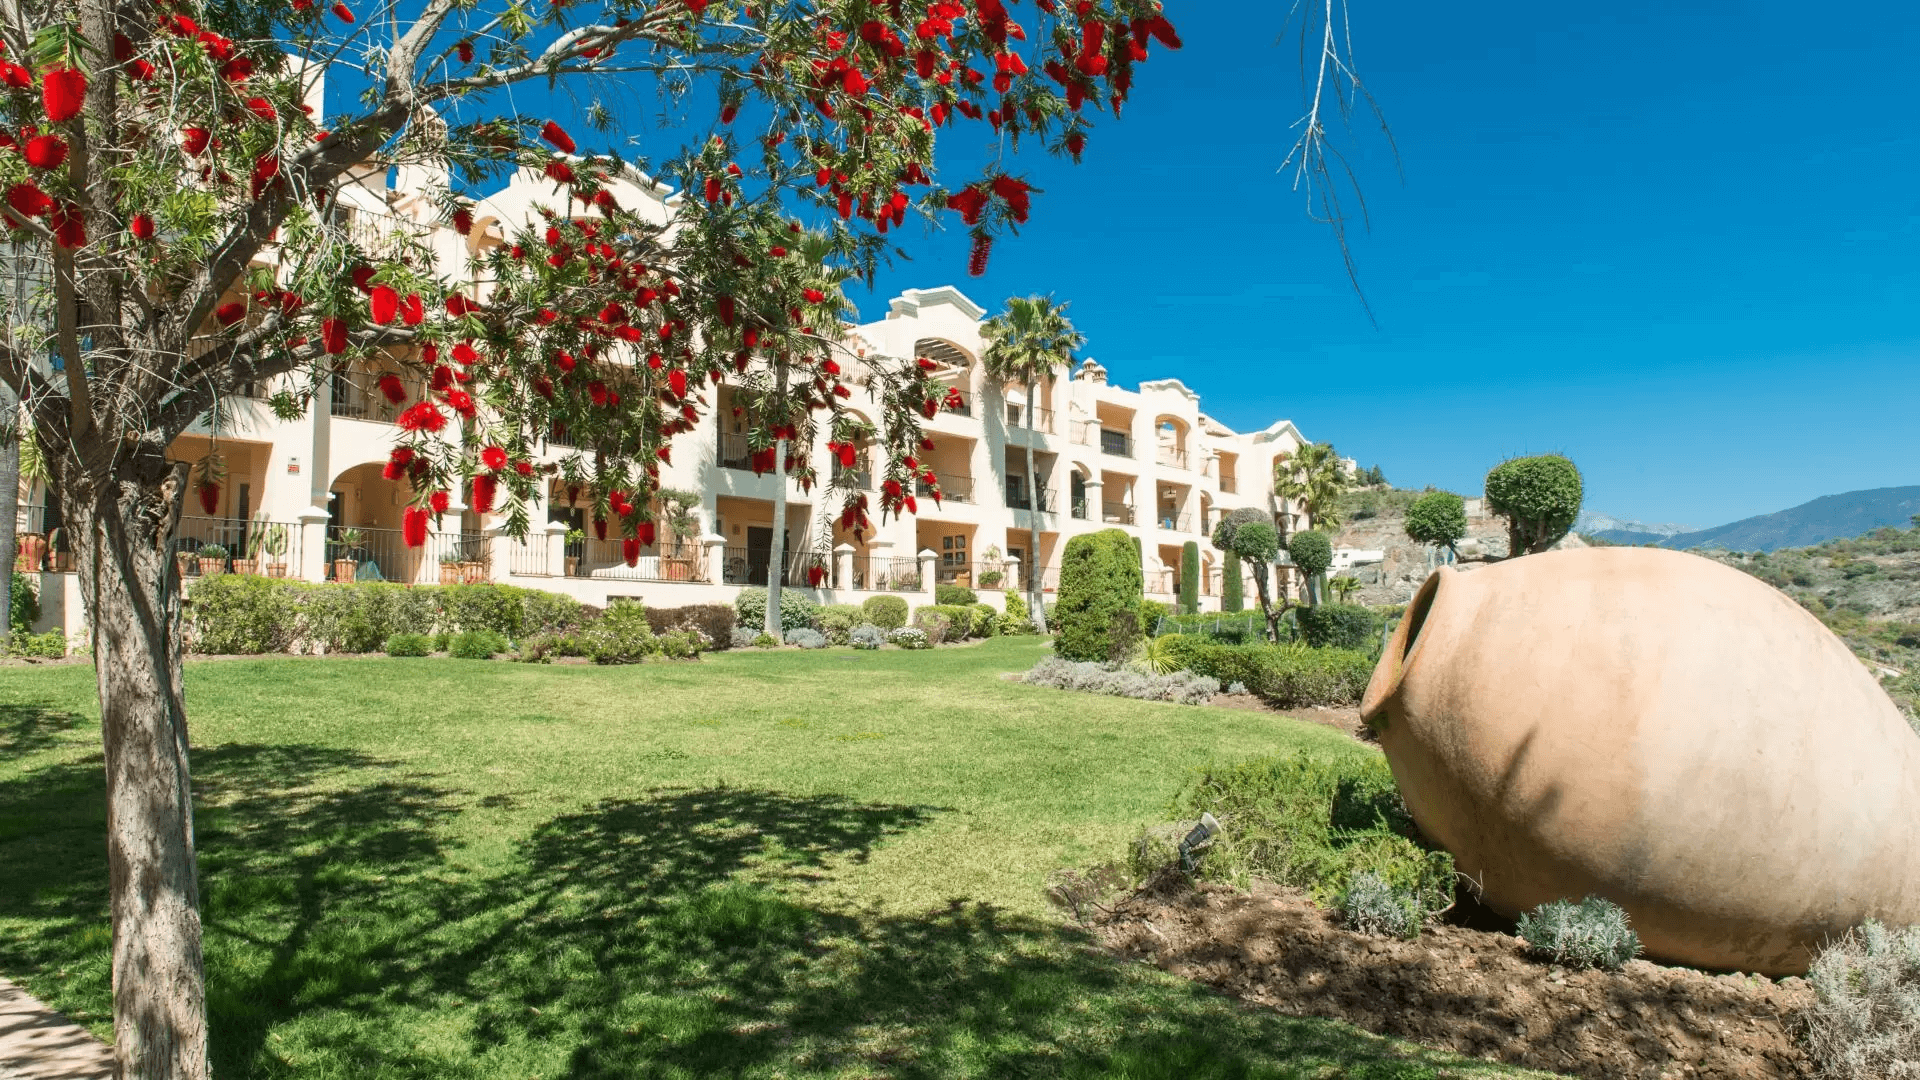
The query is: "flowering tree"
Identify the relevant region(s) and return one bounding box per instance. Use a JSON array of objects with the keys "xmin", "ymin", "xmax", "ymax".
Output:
[{"xmin": 0, "ymin": 0, "xmax": 1190, "ymax": 1072}]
